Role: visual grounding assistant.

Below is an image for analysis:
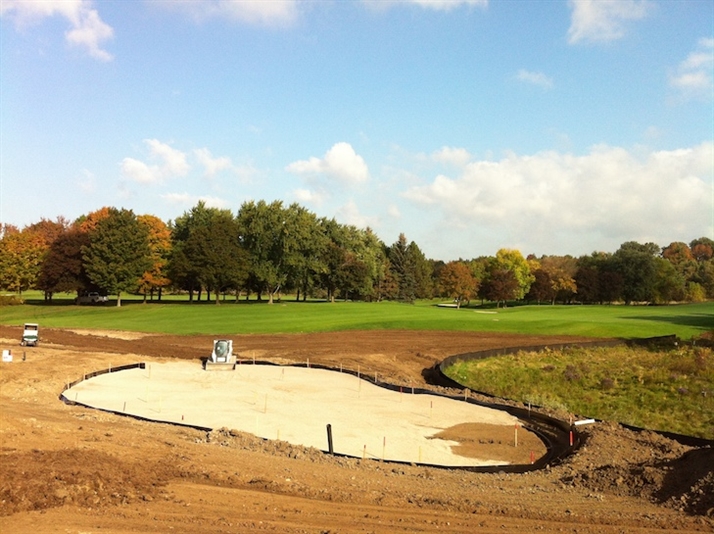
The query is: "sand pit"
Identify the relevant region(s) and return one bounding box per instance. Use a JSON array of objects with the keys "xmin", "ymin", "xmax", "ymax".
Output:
[{"xmin": 65, "ymin": 361, "xmax": 526, "ymax": 467}]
